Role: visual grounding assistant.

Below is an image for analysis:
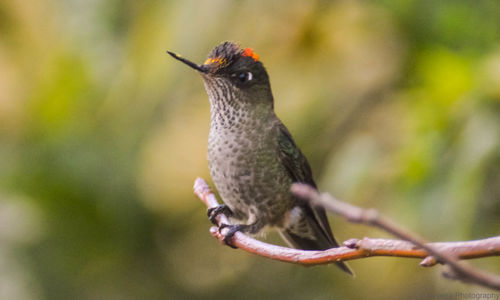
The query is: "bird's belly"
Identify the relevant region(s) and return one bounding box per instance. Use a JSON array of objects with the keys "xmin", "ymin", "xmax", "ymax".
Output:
[{"xmin": 207, "ymin": 135, "xmax": 294, "ymax": 226}]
